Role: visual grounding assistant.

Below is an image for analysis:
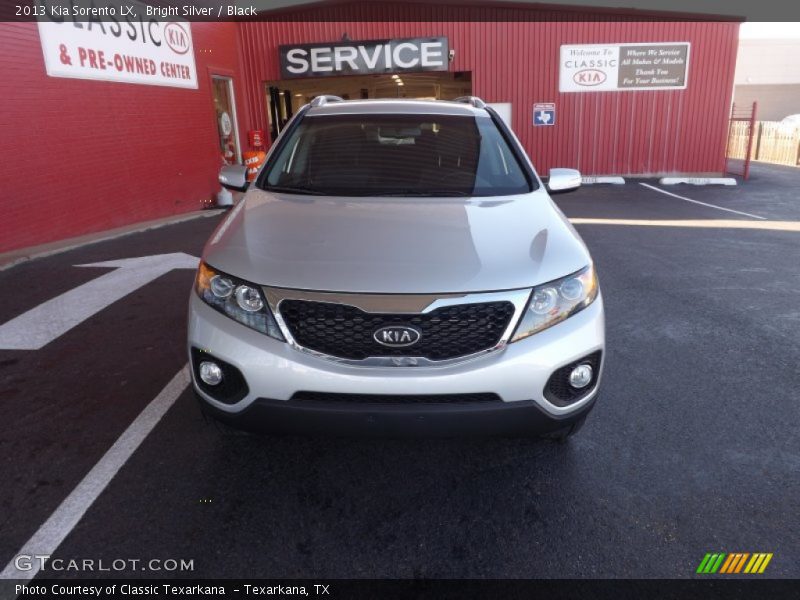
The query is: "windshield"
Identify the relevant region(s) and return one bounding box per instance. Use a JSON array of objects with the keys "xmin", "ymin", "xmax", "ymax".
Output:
[{"xmin": 260, "ymin": 113, "xmax": 534, "ymax": 197}]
